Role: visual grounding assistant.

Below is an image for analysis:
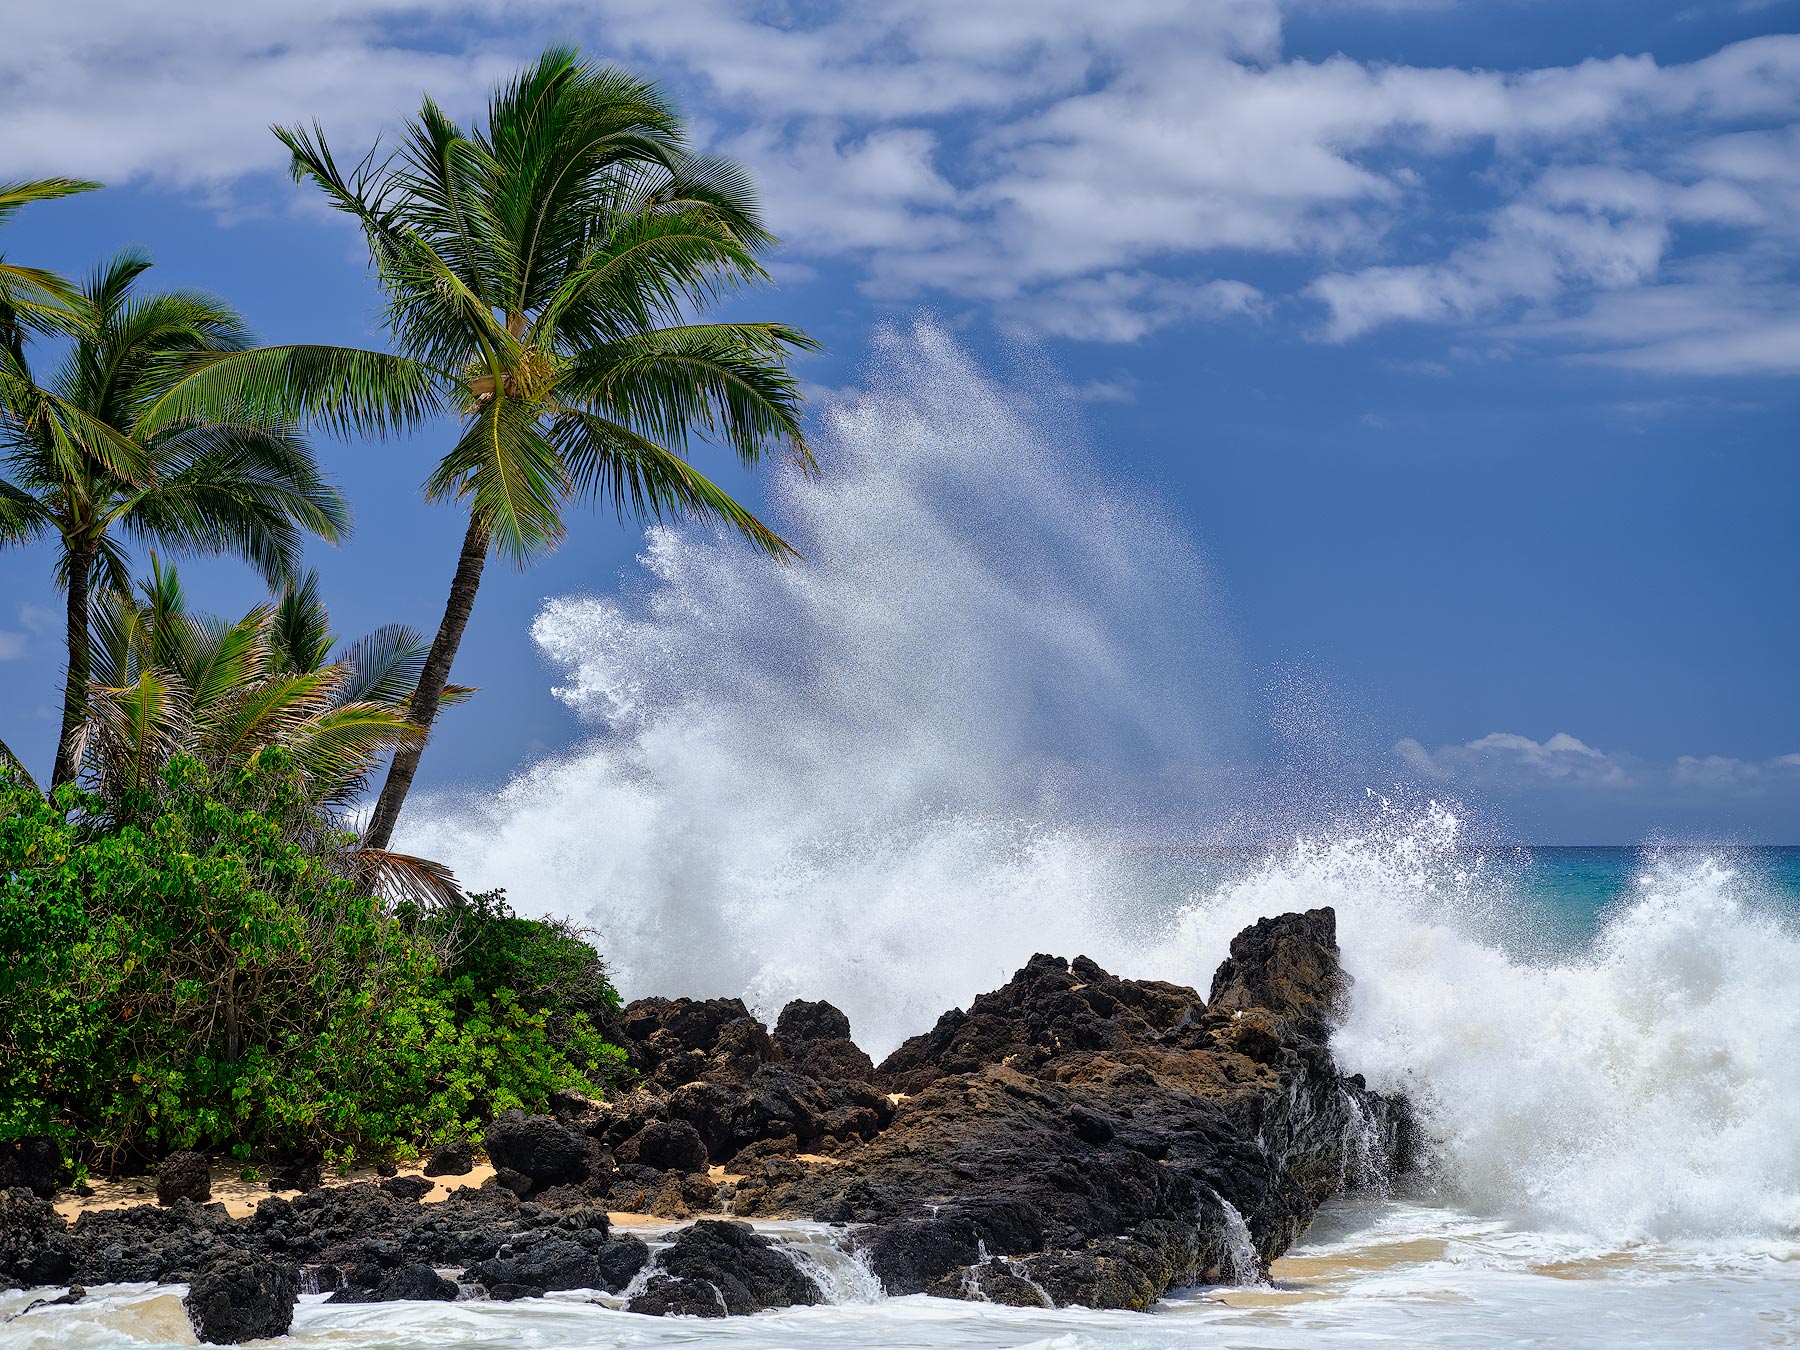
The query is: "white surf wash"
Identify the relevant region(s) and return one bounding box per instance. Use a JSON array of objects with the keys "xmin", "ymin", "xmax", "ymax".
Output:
[
  {"xmin": 1146, "ymin": 804, "xmax": 1800, "ymax": 1243},
  {"xmin": 407, "ymin": 320, "xmax": 1243, "ymax": 1057}
]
